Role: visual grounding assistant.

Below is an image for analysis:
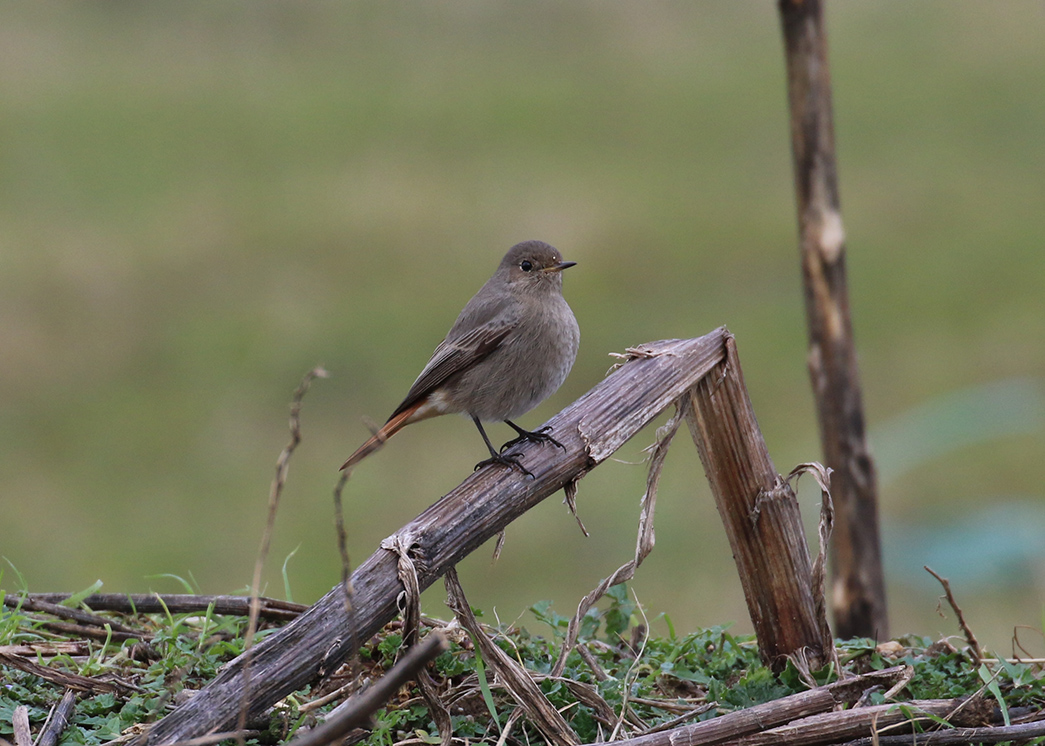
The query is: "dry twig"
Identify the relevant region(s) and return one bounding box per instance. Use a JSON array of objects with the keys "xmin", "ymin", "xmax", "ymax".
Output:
[
  {"xmin": 5, "ymin": 597, "xmax": 139, "ymax": 636},
  {"xmin": 551, "ymin": 406, "xmax": 683, "ymax": 677},
  {"xmin": 240, "ymin": 366, "xmax": 328, "ymax": 740},
  {"xmin": 35, "ymin": 690, "xmax": 77, "ymax": 746},
  {"xmin": 332, "ymin": 470, "xmax": 354, "ymax": 613},
  {"xmin": 285, "ymin": 632, "xmax": 448, "ymax": 746},
  {"xmin": 728, "ymin": 696, "xmax": 990, "ymax": 746},
  {"xmin": 588, "ymin": 666, "xmax": 910, "ymax": 746},
  {"xmin": 445, "ymin": 568, "xmax": 579, "ymax": 746},
  {"xmin": 0, "ymin": 652, "xmax": 132, "ymax": 695},
  {"xmin": 10, "ymin": 594, "xmax": 305, "ymax": 621},
  {"xmin": 846, "ymin": 719, "xmax": 1045, "ymax": 746},
  {"xmin": 783, "ymin": 462, "xmax": 836, "ymax": 668},
  {"xmin": 924, "ymin": 565, "xmax": 984, "ymax": 664}
]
